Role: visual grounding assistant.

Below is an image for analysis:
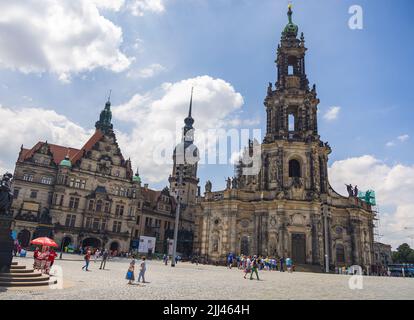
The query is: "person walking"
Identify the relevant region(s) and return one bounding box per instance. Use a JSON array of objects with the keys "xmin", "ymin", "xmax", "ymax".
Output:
[
  {"xmin": 126, "ymin": 260, "xmax": 135, "ymax": 285},
  {"xmin": 82, "ymin": 248, "xmax": 91, "ymax": 271},
  {"xmin": 163, "ymin": 254, "xmax": 168, "ymax": 266},
  {"xmin": 99, "ymin": 249, "xmax": 109, "ymax": 270},
  {"xmin": 280, "ymin": 257, "xmax": 285, "ymax": 272},
  {"xmin": 250, "ymin": 256, "xmax": 260, "ymax": 280},
  {"xmin": 137, "ymin": 256, "xmax": 147, "ymax": 283},
  {"xmin": 243, "ymin": 256, "xmax": 251, "ymax": 279},
  {"xmin": 48, "ymin": 249, "xmax": 57, "ymax": 269},
  {"xmin": 286, "ymin": 257, "xmax": 293, "ymax": 273},
  {"xmin": 94, "ymin": 249, "xmax": 100, "ymax": 263}
]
